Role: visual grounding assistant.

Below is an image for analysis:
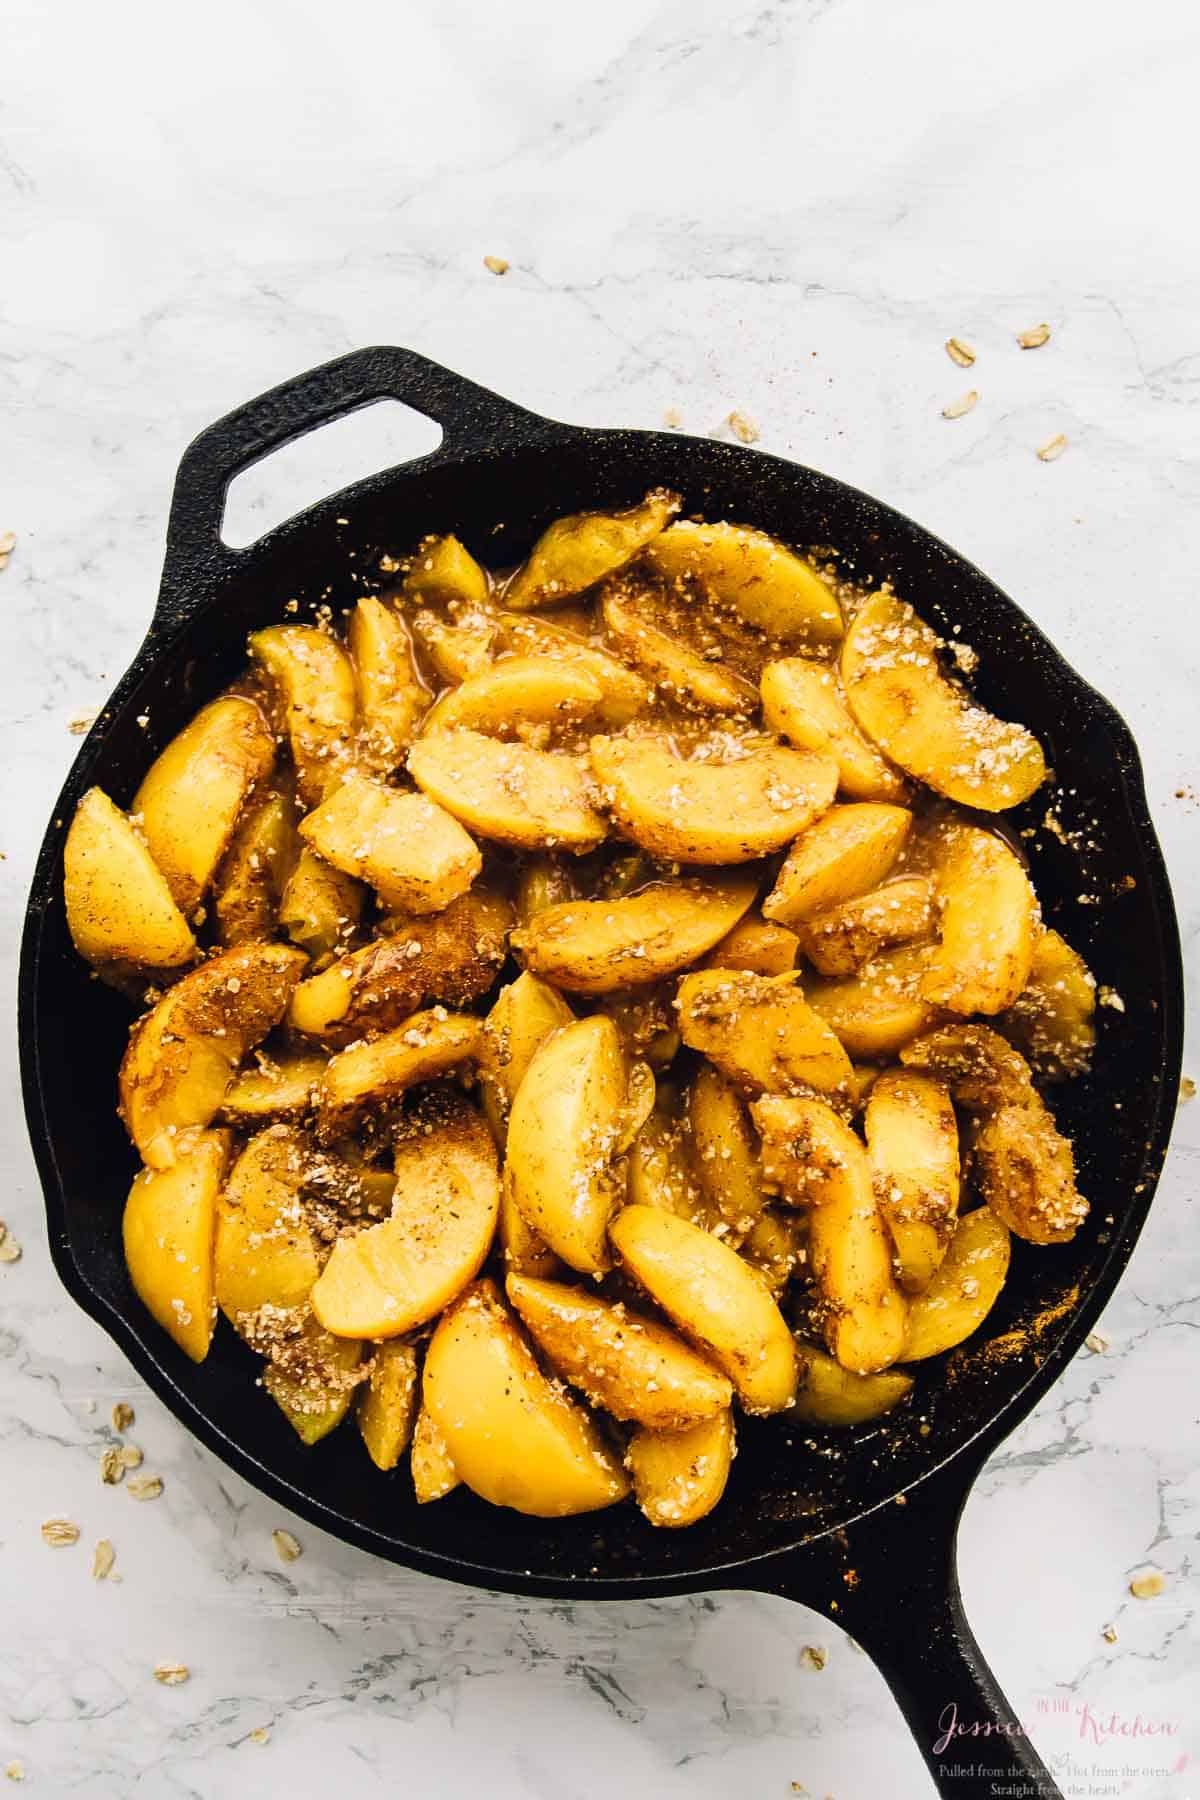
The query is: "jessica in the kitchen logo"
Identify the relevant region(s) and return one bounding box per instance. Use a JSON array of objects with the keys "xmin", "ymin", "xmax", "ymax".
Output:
[{"xmin": 933, "ymin": 1696, "xmax": 1183, "ymax": 1755}]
